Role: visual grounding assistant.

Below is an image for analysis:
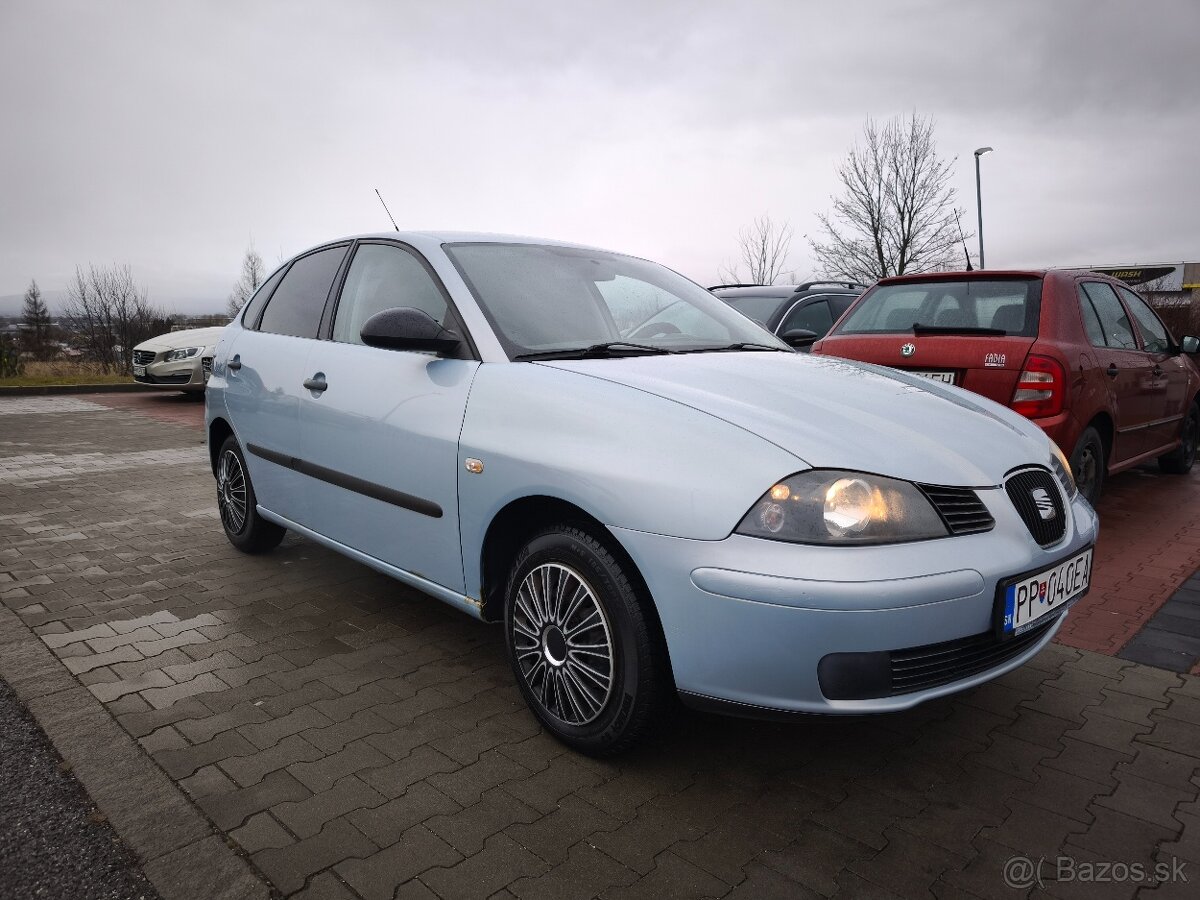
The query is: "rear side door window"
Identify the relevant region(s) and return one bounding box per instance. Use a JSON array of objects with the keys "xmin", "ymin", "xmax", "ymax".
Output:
[
  {"xmin": 258, "ymin": 245, "xmax": 348, "ymax": 339},
  {"xmin": 332, "ymin": 243, "xmax": 450, "ymax": 345},
  {"xmin": 1118, "ymin": 287, "xmax": 1171, "ymax": 353},
  {"xmin": 240, "ymin": 265, "xmax": 287, "ymax": 329},
  {"xmin": 1078, "ymin": 282, "xmax": 1138, "ymax": 350}
]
